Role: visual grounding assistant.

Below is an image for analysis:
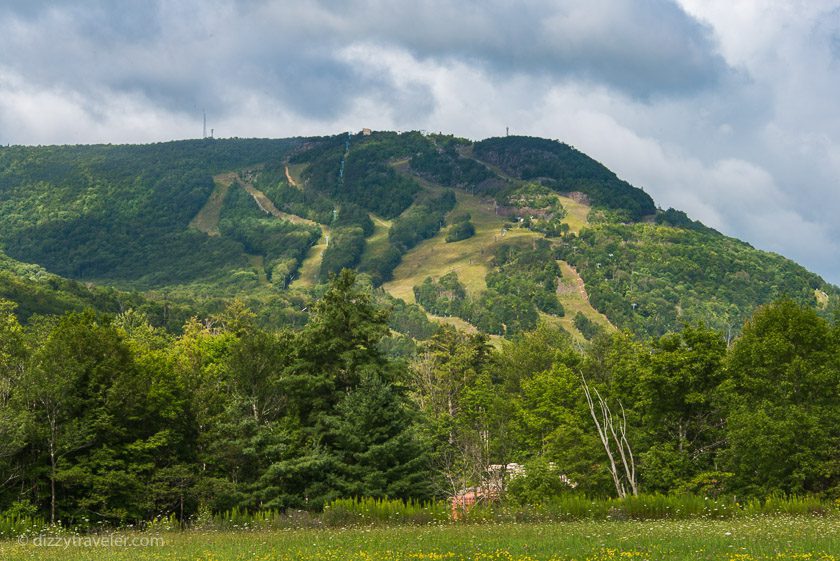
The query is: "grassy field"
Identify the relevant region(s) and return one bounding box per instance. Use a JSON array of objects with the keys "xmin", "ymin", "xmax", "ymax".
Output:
[
  {"xmin": 553, "ymin": 261, "xmax": 614, "ymax": 338},
  {"xmin": 382, "ymin": 190, "xmax": 541, "ymax": 303},
  {"xmin": 358, "ymin": 213, "xmax": 393, "ymax": 269},
  {"xmin": 555, "ymin": 194, "xmax": 589, "ymax": 235},
  {"xmin": 3, "ymin": 517, "xmax": 837, "ymax": 561},
  {"xmin": 425, "ymin": 312, "xmax": 480, "ymax": 334},
  {"xmin": 189, "ymin": 173, "xmax": 235, "ymax": 236},
  {"xmin": 380, "ymin": 185, "xmax": 611, "ymax": 341},
  {"xmin": 290, "ymin": 225, "xmax": 331, "ymax": 288}
]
